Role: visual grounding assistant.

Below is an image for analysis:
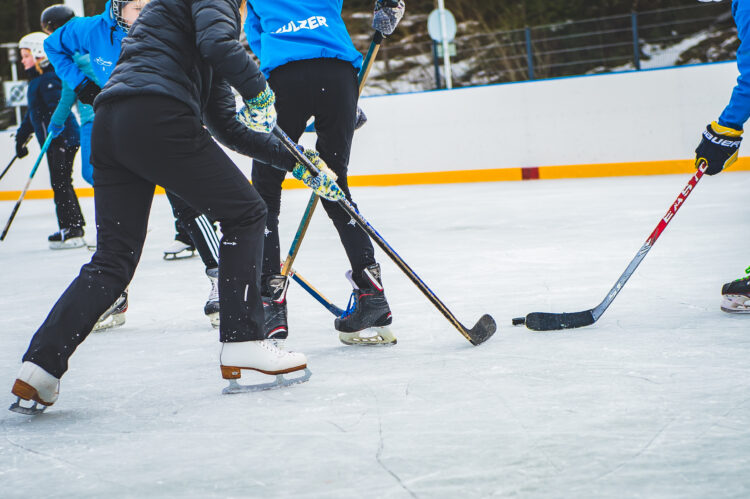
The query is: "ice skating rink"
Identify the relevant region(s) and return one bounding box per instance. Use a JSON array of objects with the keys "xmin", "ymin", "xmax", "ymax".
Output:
[{"xmin": 1, "ymin": 172, "xmax": 749, "ymax": 498}]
